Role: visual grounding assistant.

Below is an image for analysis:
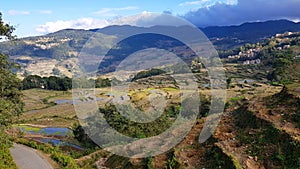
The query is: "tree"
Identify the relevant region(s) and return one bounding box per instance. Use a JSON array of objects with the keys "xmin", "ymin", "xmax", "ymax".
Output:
[
  {"xmin": 0, "ymin": 12, "xmax": 22, "ymax": 127},
  {"xmin": 0, "ymin": 12, "xmax": 22, "ymax": 169},
  {"xmin": 73, "ymin": 124, "xmax": 96, "ymax": 148},
  {"xmin": 0, "ymin": 13, "xmax": 16, "ymax": 41},
  {"xmin": 22, "ymin": 75, "xmax": 72, "ymax": 91},
  {"xmin": 22, "ymin": 75, "xmax": 44, "ymax": 89},
  {"xmin": 0, "ymin": 54, "xmax": 23, "ymax": 126}
]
